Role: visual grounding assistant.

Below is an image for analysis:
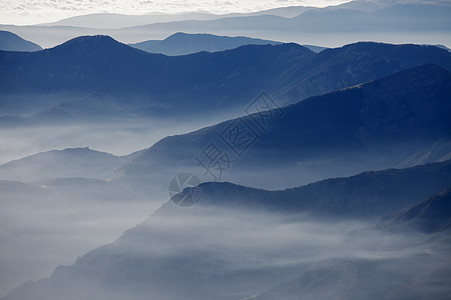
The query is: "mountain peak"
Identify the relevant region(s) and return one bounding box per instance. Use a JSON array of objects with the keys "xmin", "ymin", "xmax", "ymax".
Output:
[{"xmin": 50, "ymin": 35, "xmax": 142, "ymax": 54}]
